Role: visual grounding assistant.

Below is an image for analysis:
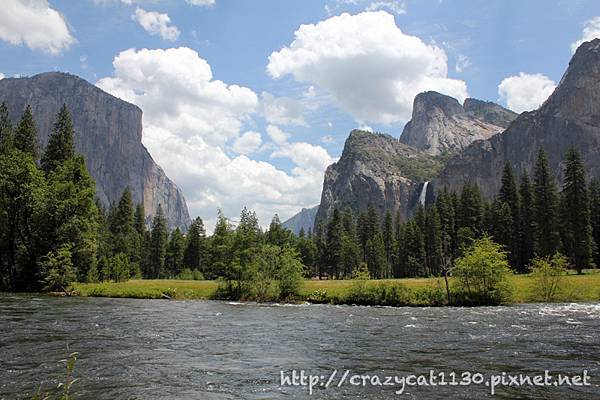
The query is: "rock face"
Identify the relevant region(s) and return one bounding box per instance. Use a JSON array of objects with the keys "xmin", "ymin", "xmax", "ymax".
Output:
[
  {"xmin": 400, "ymin": 91, "xmax": 516, "ymax": 156},
  {"xmin": 282, "ymin": 205, "xmax": 319, "ymax": 235},
  {"xmin": 0, "ymin": 72, "xmax": 190, "ymax": 229},
  {"xmin": 315, "ymin": 130, "xmax": 440, "ymax": 227},
  {"xmin": 436, "ymin": 39, "xmax": 600, "ymax": 198}
]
